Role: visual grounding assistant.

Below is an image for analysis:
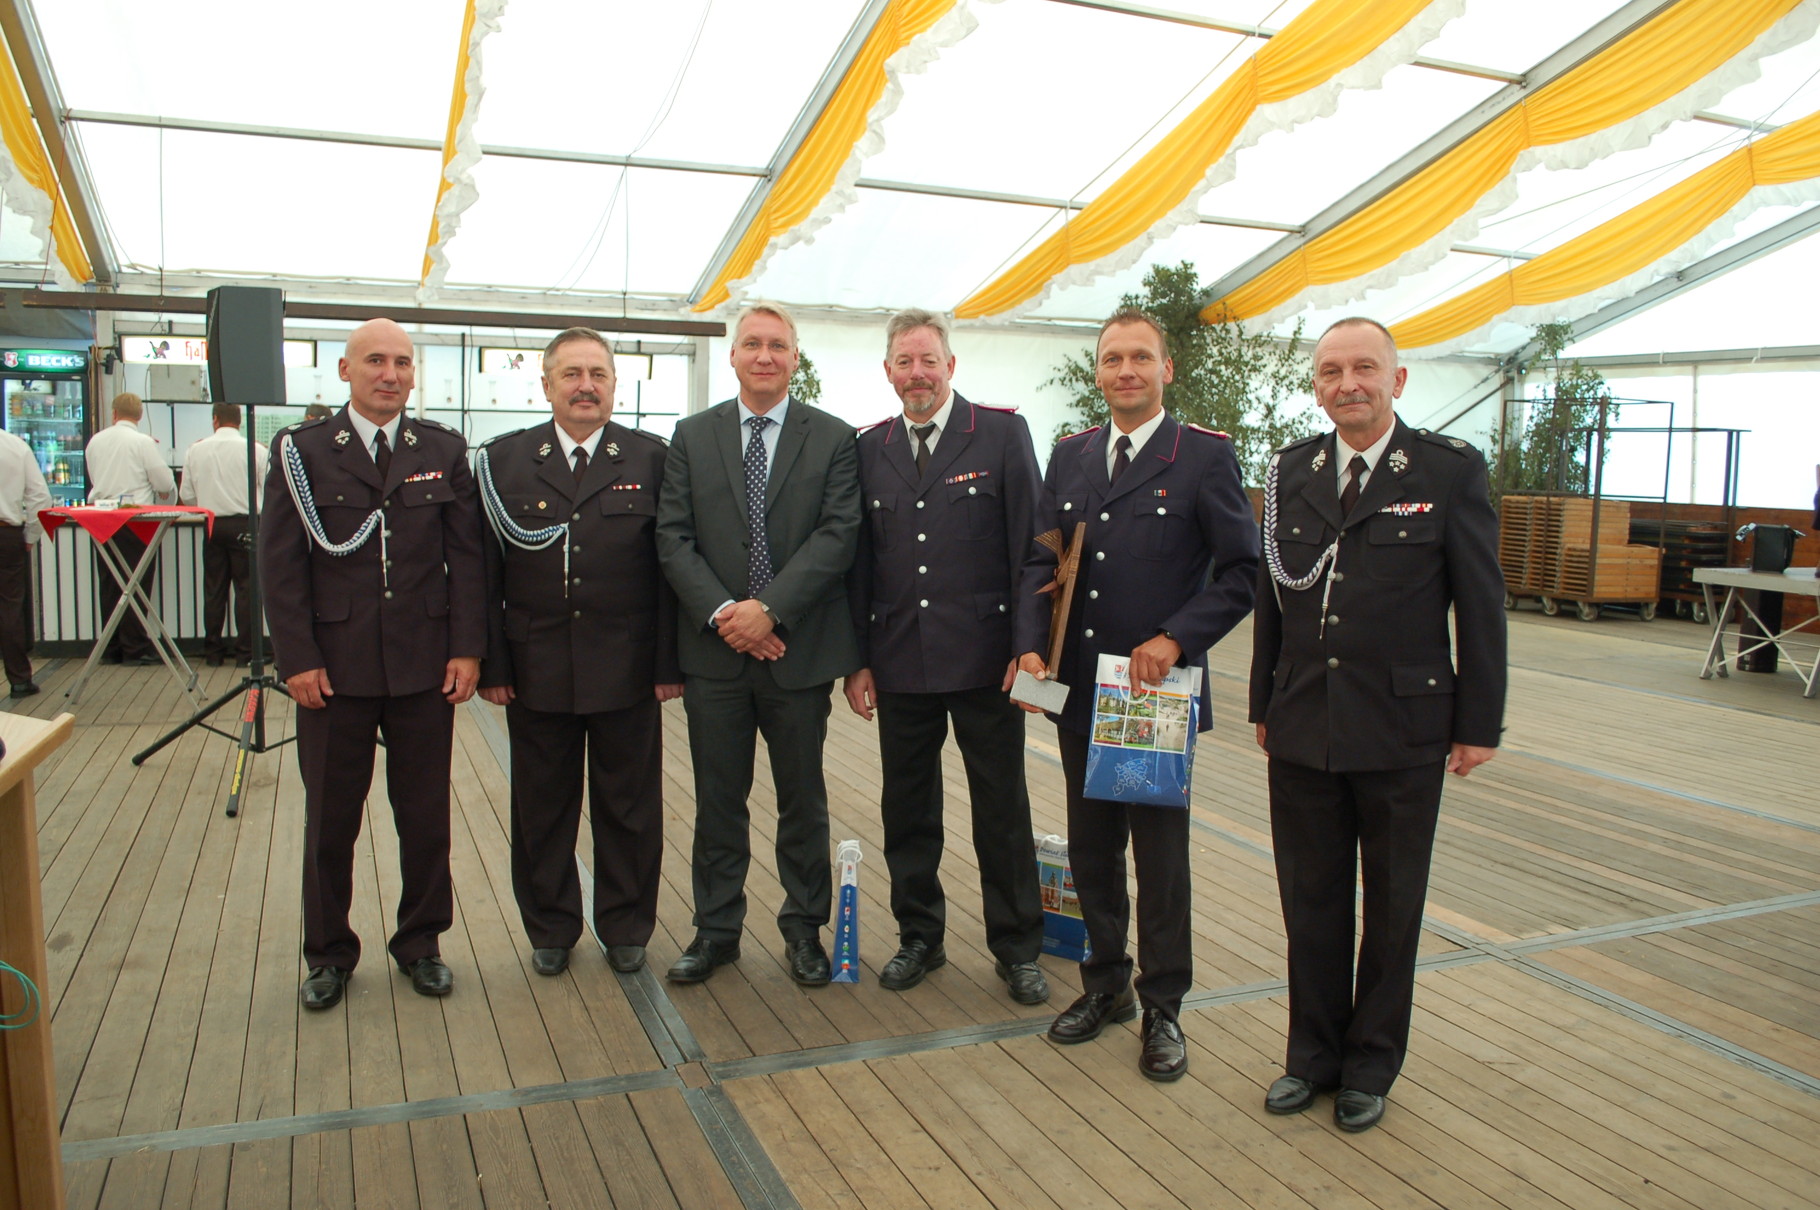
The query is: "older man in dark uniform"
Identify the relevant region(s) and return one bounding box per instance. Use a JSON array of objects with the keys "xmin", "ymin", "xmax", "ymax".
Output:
[
  {"xmin": 1016, "ymin": 308, "xmax": 1258, "ymax": 1081},
  {"xmin": 477, "ymin": 327, "xmax": 682, "ymax": 977},
  {"xmin": 844, "ymin": 309, "xmax": 1048, "ymax": 1005},
  {"xmin": 1250, "ymin": 316, "xmax": 1505, "ymax": 1133},
  {"xmin": 262, "ymin": 317, "xmax": 486, "ymax": 1010}
]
